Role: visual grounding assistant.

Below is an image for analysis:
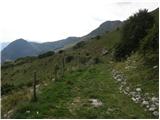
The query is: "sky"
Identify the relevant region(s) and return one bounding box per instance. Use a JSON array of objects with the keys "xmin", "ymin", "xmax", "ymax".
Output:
[{"xmin": 0, "ymin": 0, "xmax": 159, "ymax": 43}]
